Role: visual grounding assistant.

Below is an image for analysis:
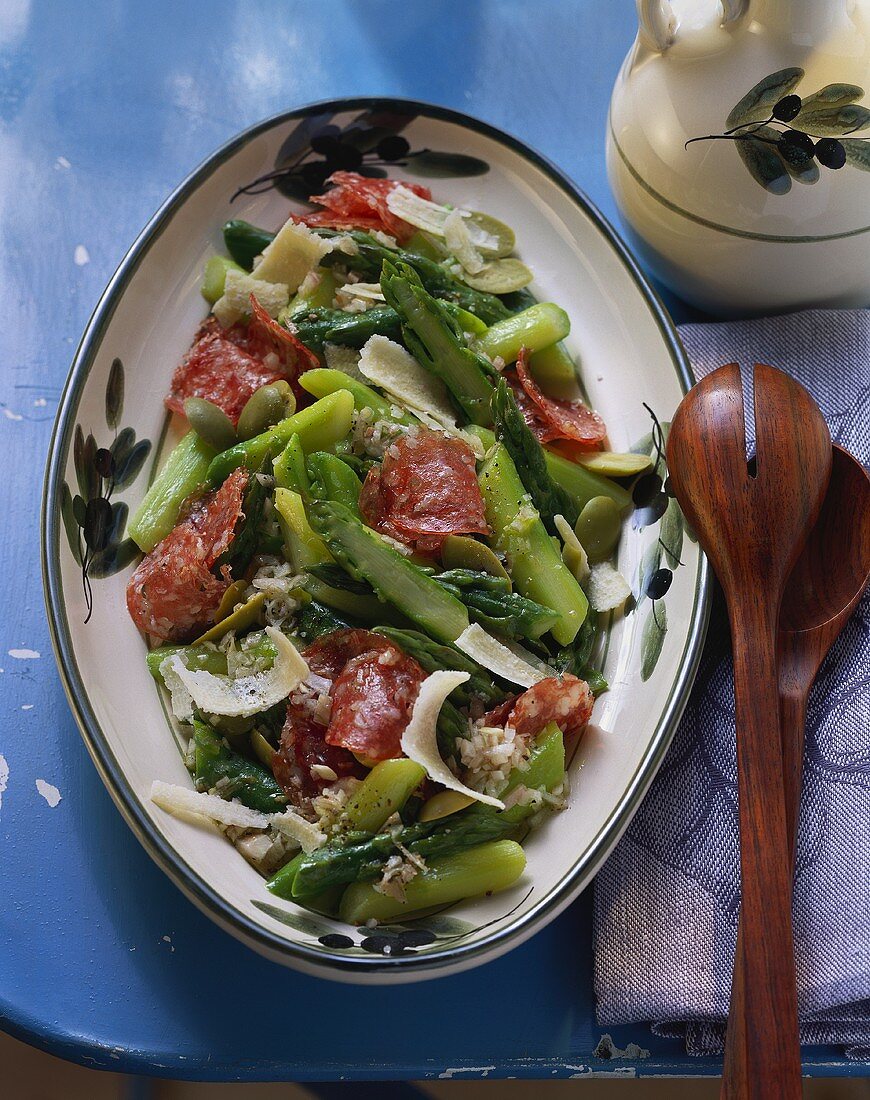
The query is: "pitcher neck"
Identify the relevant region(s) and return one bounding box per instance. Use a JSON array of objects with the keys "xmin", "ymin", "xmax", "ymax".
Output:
[{"xmin": 749, "ymin": 0, "xmax": 855, "ymax": 36}]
